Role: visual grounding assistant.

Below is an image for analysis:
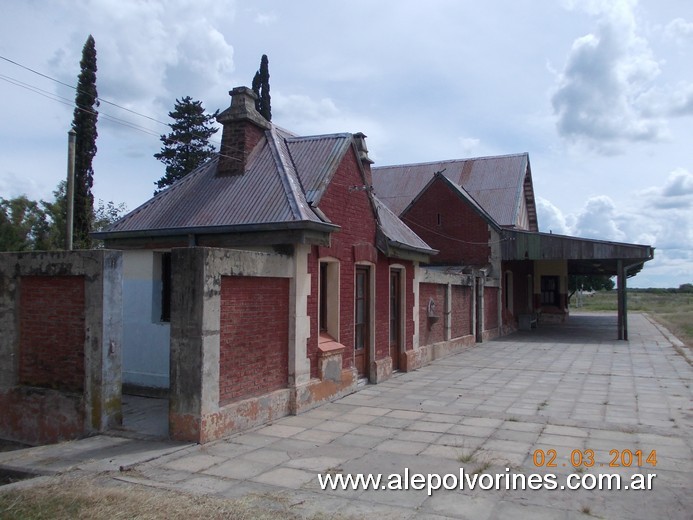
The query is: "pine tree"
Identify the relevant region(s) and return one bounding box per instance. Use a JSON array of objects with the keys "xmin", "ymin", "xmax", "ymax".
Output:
[
  {"xmin": 251, "ymin": 54, "xmax": 271, "ymax": 121},
  {"xmin": 154, "ymin": 97, "xmax": 219, "ymax": 193},
  {"xmin": 71, "ymin": 34, "xmax": 99, "ymax": 249}
]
